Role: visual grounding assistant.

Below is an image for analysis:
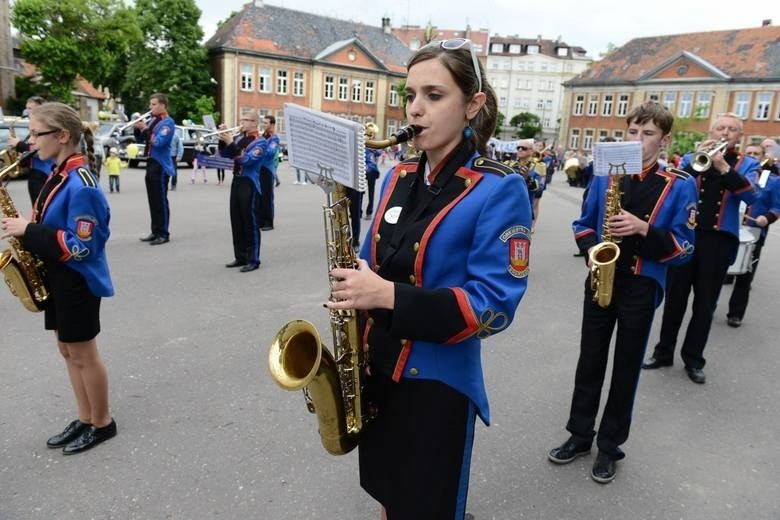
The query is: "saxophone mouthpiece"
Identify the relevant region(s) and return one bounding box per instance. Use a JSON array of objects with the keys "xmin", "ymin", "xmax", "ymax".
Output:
[{"xmin": 392, "ymin": 125, "xmax": 421, "ymax": 144}]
